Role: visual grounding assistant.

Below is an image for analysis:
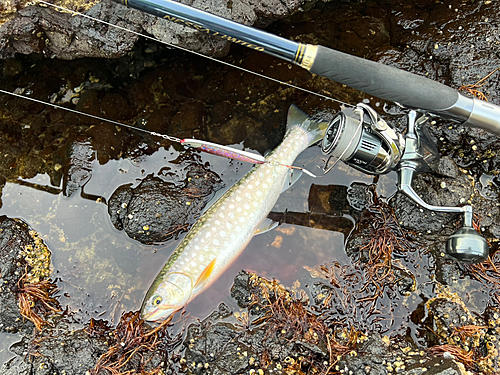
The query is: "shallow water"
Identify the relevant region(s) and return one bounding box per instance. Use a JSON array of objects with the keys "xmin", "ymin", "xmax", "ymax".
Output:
[
  {"xmin": 0, "ymin": 127, "xmax": 395, "ymax": 364},
  {"xmin": 3, "ymin": 0, "xmax": 495, "ymax": 367}
]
